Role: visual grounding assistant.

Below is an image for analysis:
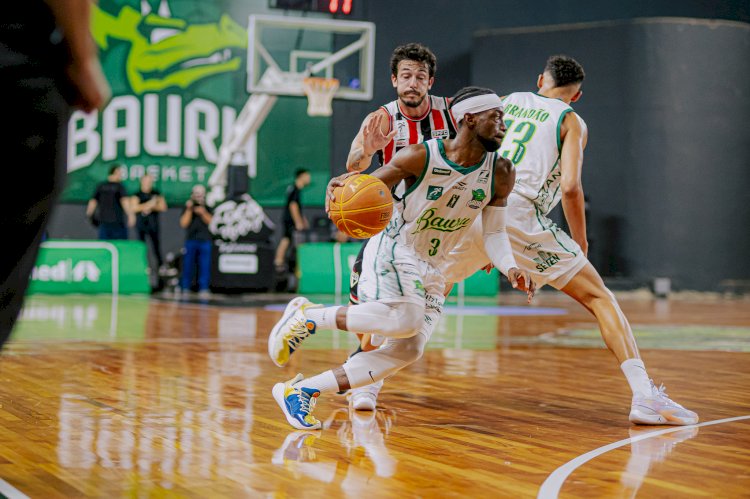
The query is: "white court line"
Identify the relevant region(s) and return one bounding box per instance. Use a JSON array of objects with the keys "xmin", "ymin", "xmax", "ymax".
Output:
[
  {"xmin": 537, "ymin": 414, "xmax": 750, "ymax": 499},
  {"xmin": 0, "ymin": 478, "xmax": 29, "ymax": 499}
]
